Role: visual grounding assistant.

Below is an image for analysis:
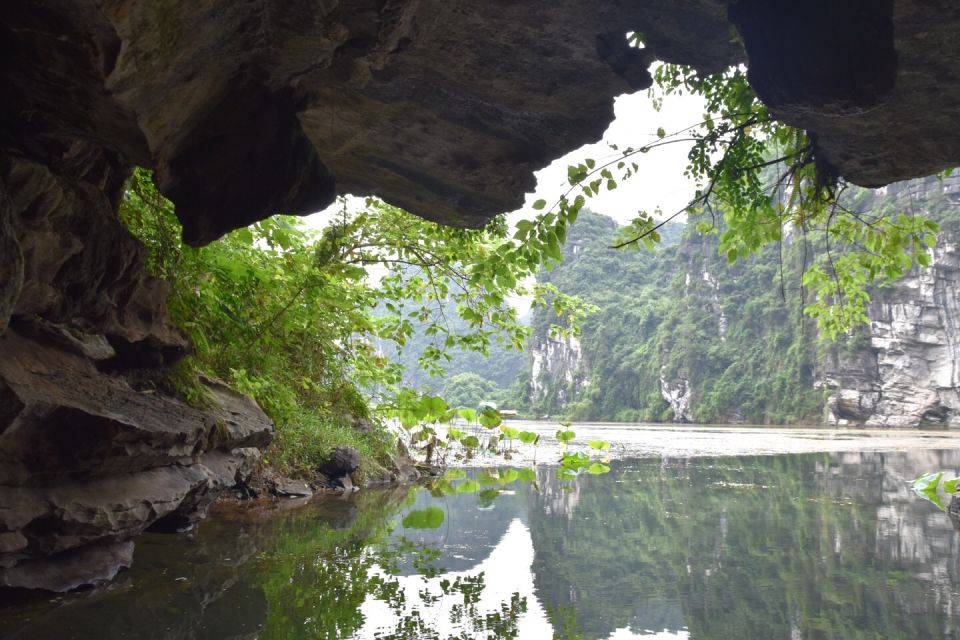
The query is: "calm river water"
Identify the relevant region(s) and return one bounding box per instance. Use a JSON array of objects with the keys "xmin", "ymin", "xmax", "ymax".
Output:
[{"xmin": 2, "ymin": 426, "xmax": 960, "ymax": 639}]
